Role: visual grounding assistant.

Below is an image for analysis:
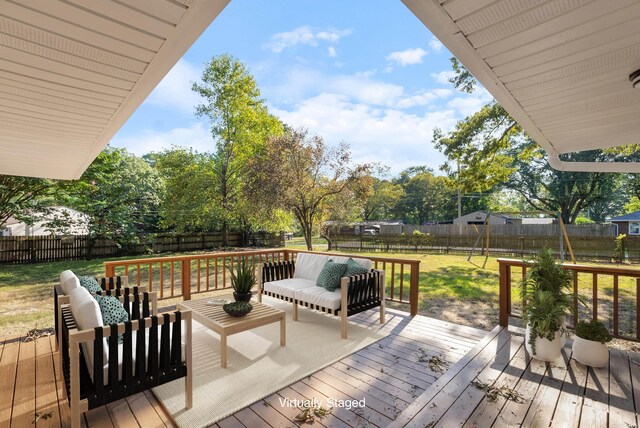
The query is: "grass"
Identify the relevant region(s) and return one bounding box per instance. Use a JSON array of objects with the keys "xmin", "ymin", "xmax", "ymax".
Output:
[{"xmin": 1, "ymin": 244, "xmax": 639, "ymax": 337}]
